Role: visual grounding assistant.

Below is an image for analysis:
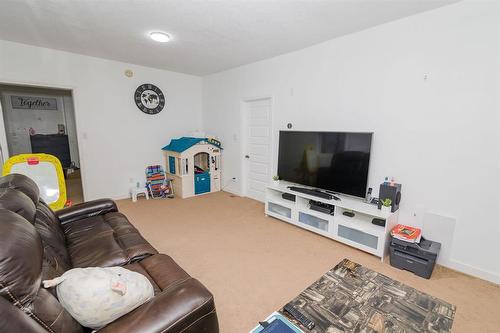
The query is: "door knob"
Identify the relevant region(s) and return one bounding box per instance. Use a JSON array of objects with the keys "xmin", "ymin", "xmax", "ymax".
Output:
[{"xmin": 244, "ymin": 155, "xmax": 250, "ymax": 159}]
